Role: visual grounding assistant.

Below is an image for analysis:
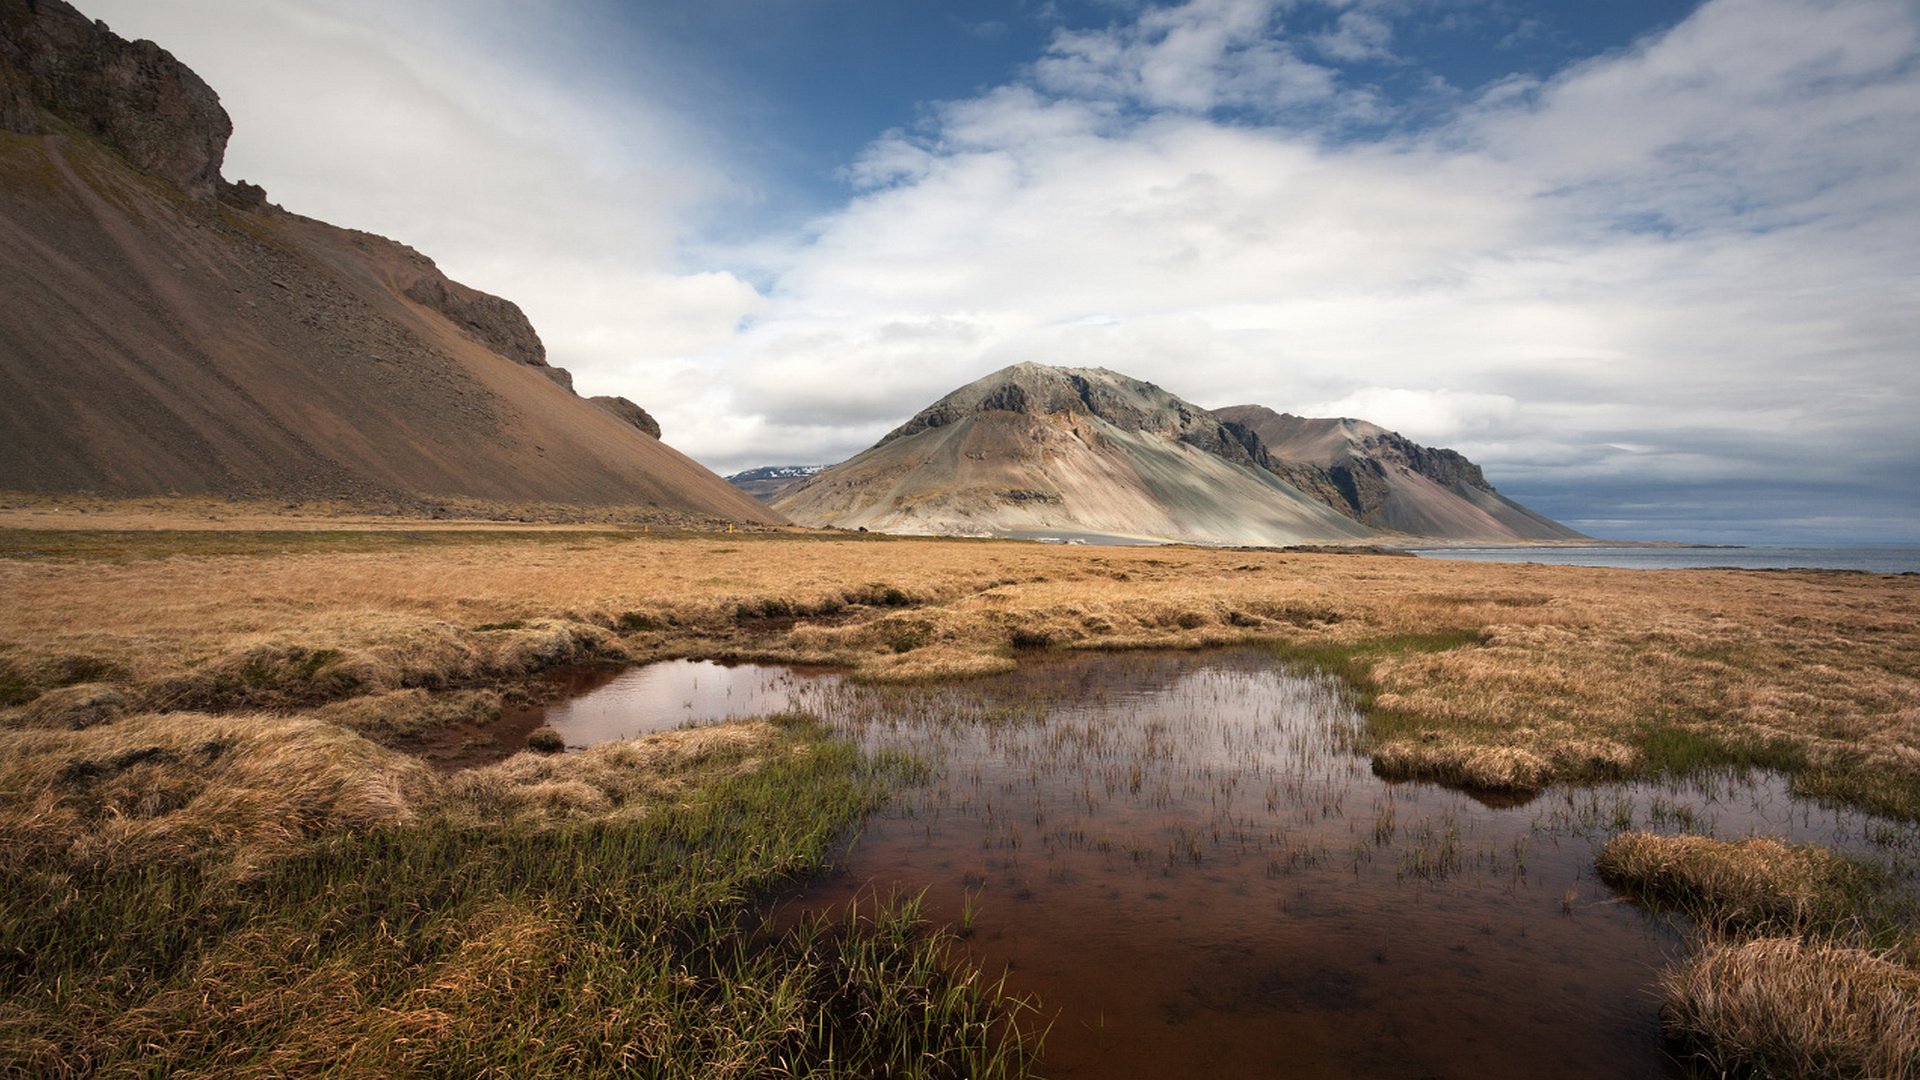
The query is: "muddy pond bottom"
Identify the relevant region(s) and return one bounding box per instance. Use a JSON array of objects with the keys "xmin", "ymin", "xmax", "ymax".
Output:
[{"xmin": 539, "ymin": 650, "xmax": 1903, "ymax": 1079}]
